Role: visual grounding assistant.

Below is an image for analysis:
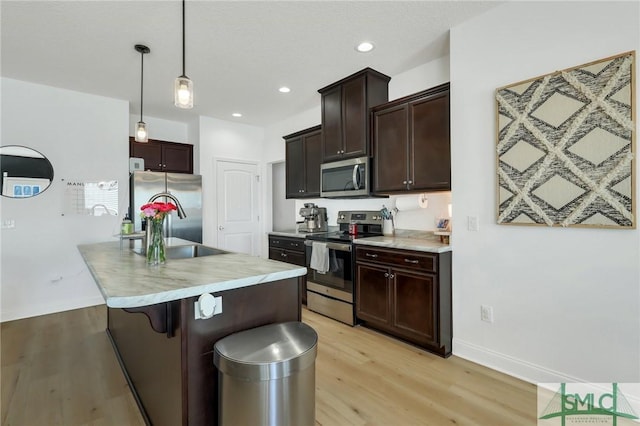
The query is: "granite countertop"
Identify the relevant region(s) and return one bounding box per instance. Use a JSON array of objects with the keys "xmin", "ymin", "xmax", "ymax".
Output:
[
  {"xmin": 353, "ymin": 230, "xmax": 452, "ymax": 253},
  {"xmin": 268, "ymin": 227, "xmax": 339, "ymax": 238},
  {"xmin": 268, "ymin": 229, "xmax": 312, "ymax": 238},
  {"xmin": 78, "ymin": 238, "xmax": 307, "ymax": 309}
]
